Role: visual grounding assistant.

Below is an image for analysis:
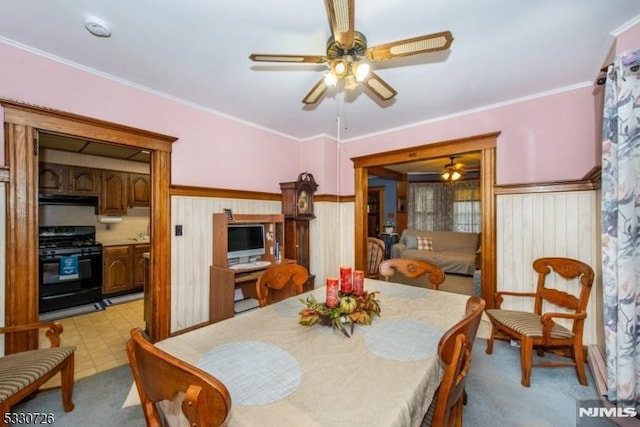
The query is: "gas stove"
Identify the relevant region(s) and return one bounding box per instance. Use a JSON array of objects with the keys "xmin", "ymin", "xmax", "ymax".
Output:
[{"xmin": 38, "ymin": 226, "xmax": 102, "ymax": 257}]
